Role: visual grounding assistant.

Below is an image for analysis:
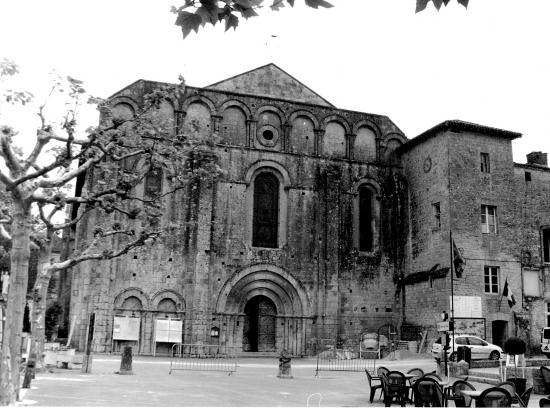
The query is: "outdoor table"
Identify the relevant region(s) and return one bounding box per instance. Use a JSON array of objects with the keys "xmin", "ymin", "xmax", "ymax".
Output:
[{"xmin": 460, "ymin": 390, "xmax": 484, "ymax": 407}]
